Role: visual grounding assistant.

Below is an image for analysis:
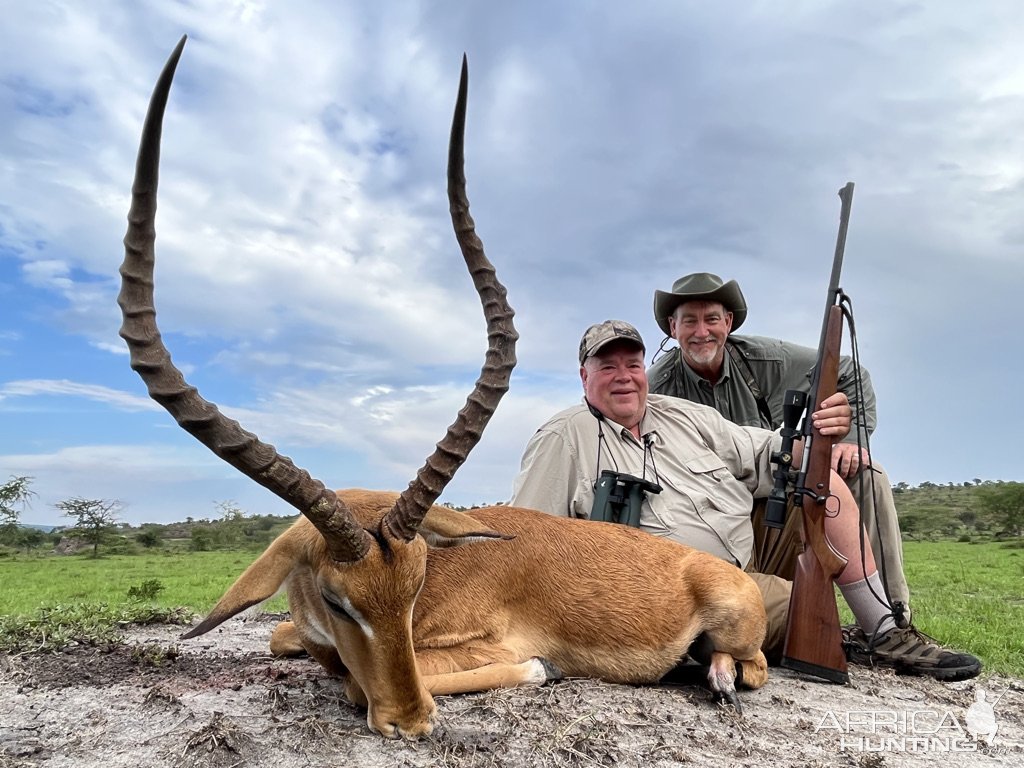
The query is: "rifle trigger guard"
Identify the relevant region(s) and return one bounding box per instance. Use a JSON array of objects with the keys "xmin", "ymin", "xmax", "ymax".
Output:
[{"xmin": 794, "ymin": 488, "xmax": 840, "ymax": 518}]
